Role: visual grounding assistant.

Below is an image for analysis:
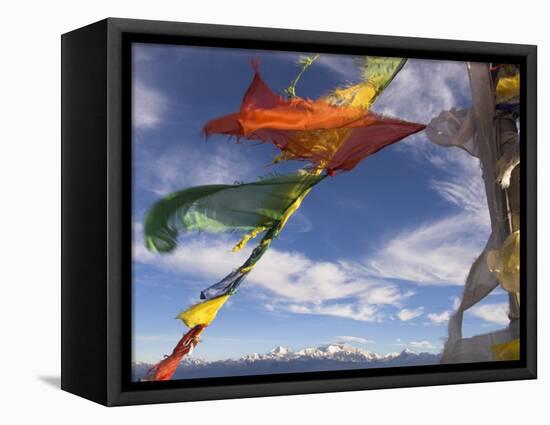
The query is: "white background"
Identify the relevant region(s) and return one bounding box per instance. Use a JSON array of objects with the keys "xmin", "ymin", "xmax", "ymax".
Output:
[{"xmin": 1, "ymin": 1, "xmax": 546, "ymax": 423}]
